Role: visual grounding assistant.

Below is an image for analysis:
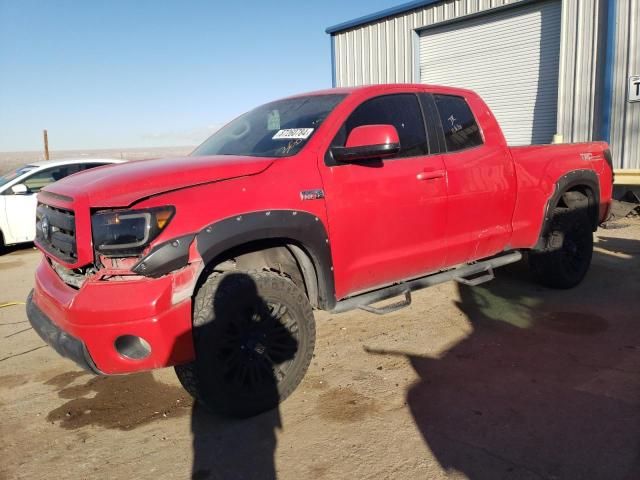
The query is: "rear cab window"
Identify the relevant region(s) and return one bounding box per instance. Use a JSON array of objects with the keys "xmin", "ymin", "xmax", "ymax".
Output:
[
  {"xmin": 433, "ymin": 94, "xmax": 484, "ymax": 152},
  {"xmin": 330, "ymin": 94, "xmax": 429, "ymax": 161}
]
